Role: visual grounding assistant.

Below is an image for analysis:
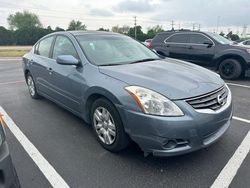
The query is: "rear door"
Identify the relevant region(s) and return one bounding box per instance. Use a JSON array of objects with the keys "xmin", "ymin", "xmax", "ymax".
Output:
[
  {"xmin": 185, "ymin": 33, "xmax": 215, "ymax": 65},
  {"xmin": 164, "ymin": 33, "xmax": 189, "ymax": 60},
  {"xmin": 30, "ymin": 36, "xmax": 55, "ymax": 96}
]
